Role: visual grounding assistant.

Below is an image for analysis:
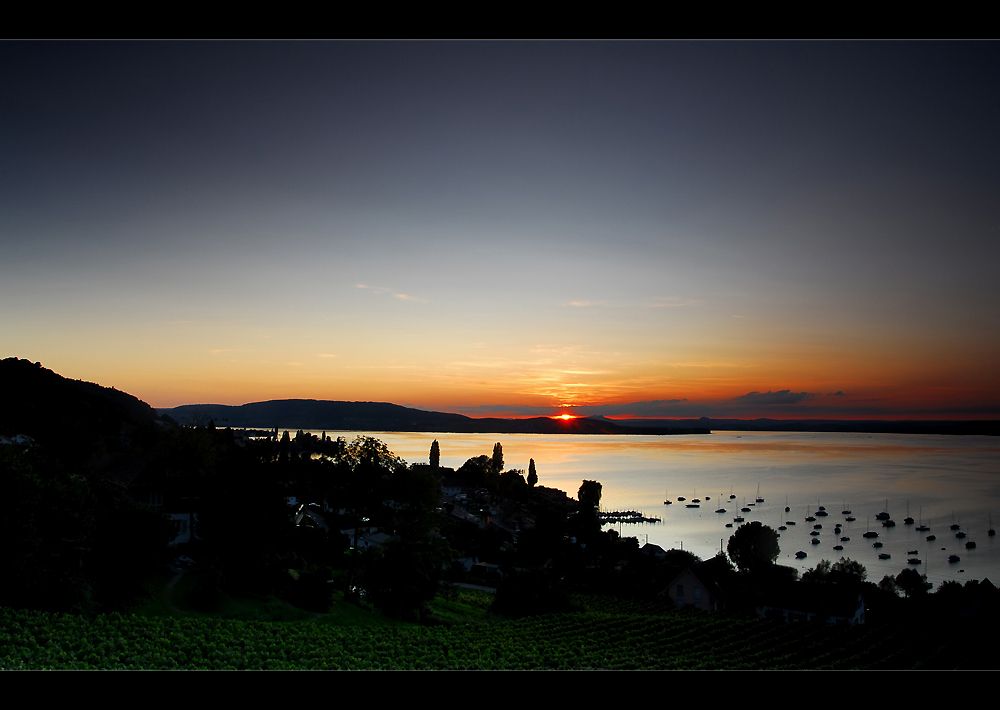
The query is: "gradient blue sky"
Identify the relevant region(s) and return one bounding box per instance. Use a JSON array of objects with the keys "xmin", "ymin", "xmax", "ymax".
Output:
[{"xmin": 2, "ymin": 41, "xmax": 998, "ymax": 419}]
